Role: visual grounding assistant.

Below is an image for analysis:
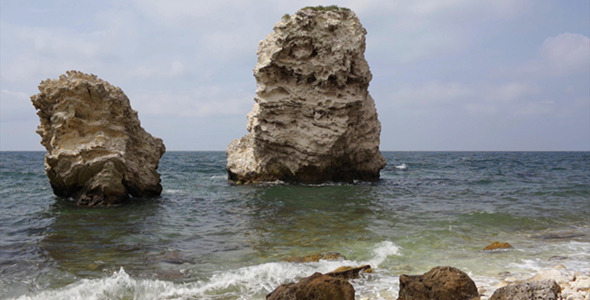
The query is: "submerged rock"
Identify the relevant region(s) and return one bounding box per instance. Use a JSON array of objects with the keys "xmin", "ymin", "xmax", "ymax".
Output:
[
  {"xmin": 281, "ymin": 252, "xmax": 345, "ymax": 263},
  {"xmin": 266, "ymin": 272, "xmax": 355, "ymax": 300},
  {"xmin": 227, "ymin": 6, "xmax": 386, "ymax": 184},
  {"xmin": 397, "ymin": 266, "xmax": 480, "ymax": 300},
  {"xmin": 483, "ymin": 241, "xmax": 513, "ymax": 251},
  {"xmin": 490, "ymin": 279, "xmax": 561, "ymax": 300},
  {"xmin": 326, "ymin": 265, "xmax": 372, "ymax": 279},
  {"xmin": 31, "ymin": 70, "xmax": 165, "ymax": 206}
]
